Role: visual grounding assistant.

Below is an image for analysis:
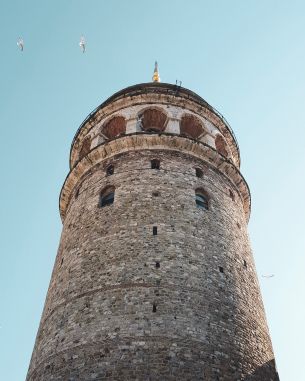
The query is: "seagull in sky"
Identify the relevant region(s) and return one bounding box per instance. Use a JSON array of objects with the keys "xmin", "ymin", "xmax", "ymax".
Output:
[
  {"xmin": 79, "ymin": 36, "xmax": 86, "ymax": 53},
  {"xmin": 17, "ymin": 37, "xmax": 24, "ymax": 51},
  {"xmin": 262, "ymin": 274, "xmax": 275, "ymax": 278}
]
